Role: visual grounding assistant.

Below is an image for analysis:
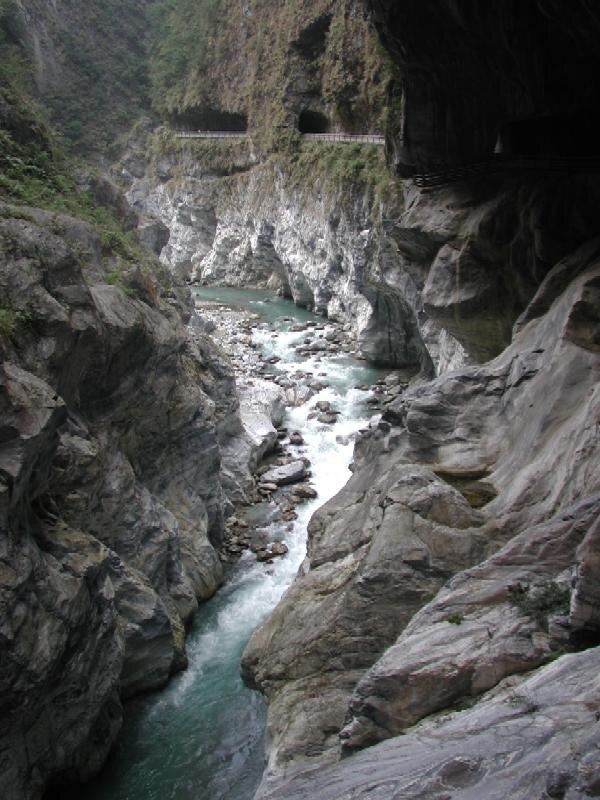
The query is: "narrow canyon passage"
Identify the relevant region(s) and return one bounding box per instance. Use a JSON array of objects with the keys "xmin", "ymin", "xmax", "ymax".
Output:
[{"xmin": 79, "ymin": 289, "xmax": 386, "ymax": 800}]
